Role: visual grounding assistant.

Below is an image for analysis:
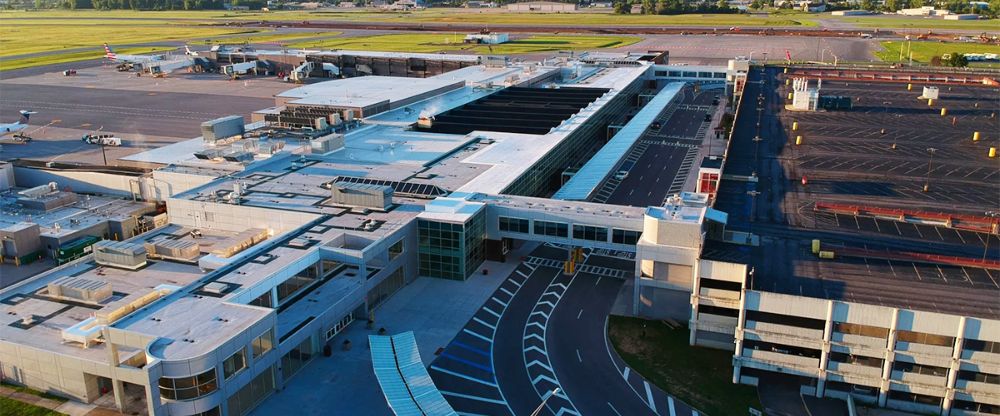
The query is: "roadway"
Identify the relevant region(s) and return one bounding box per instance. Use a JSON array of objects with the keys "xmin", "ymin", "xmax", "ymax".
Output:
[{"xmin": 429, "ymin": 244, "xmax": 699, "ymax": 416}]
